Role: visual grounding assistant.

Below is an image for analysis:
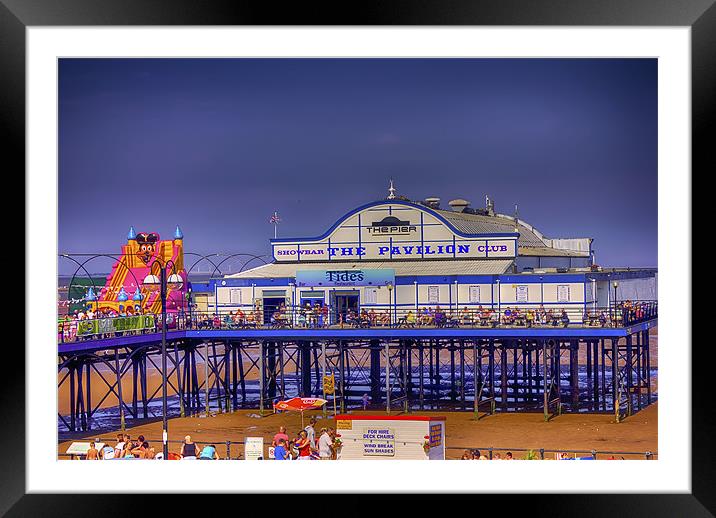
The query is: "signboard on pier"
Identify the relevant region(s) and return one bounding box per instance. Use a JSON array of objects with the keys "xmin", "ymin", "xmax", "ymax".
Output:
[
  {"xmin": 296, "ymin": 268, "xmax": 395, "ymax": 287},
  {"xmin": 76, "ymin": 315, "xmax": 156, "ymax": 337},
  {"xmin": 272, "ymin": 202, "xmax": 518, "ymax": 262}
]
